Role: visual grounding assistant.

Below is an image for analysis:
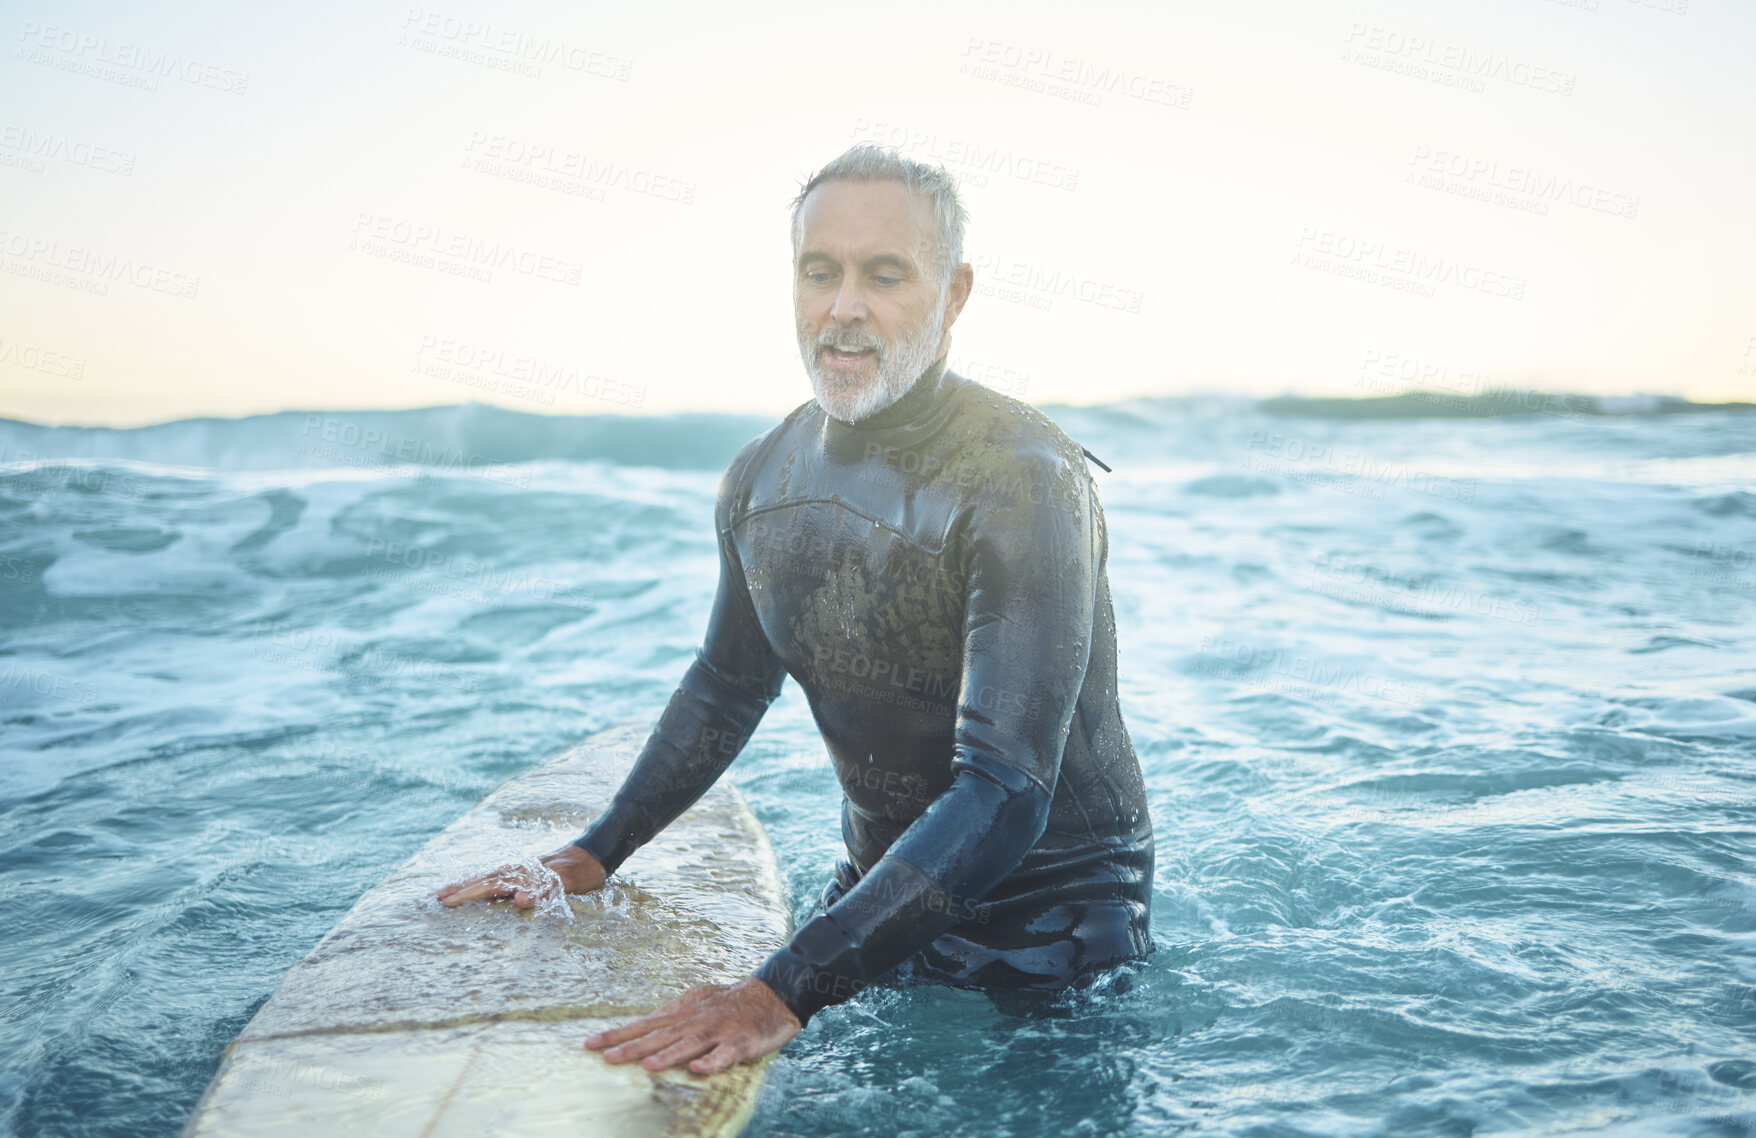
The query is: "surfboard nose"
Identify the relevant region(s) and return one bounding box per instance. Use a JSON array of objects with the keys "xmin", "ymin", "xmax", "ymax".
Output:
[{"xmin": 179, "ymin": 723, "xmax": 792, "ymax": 1138}]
